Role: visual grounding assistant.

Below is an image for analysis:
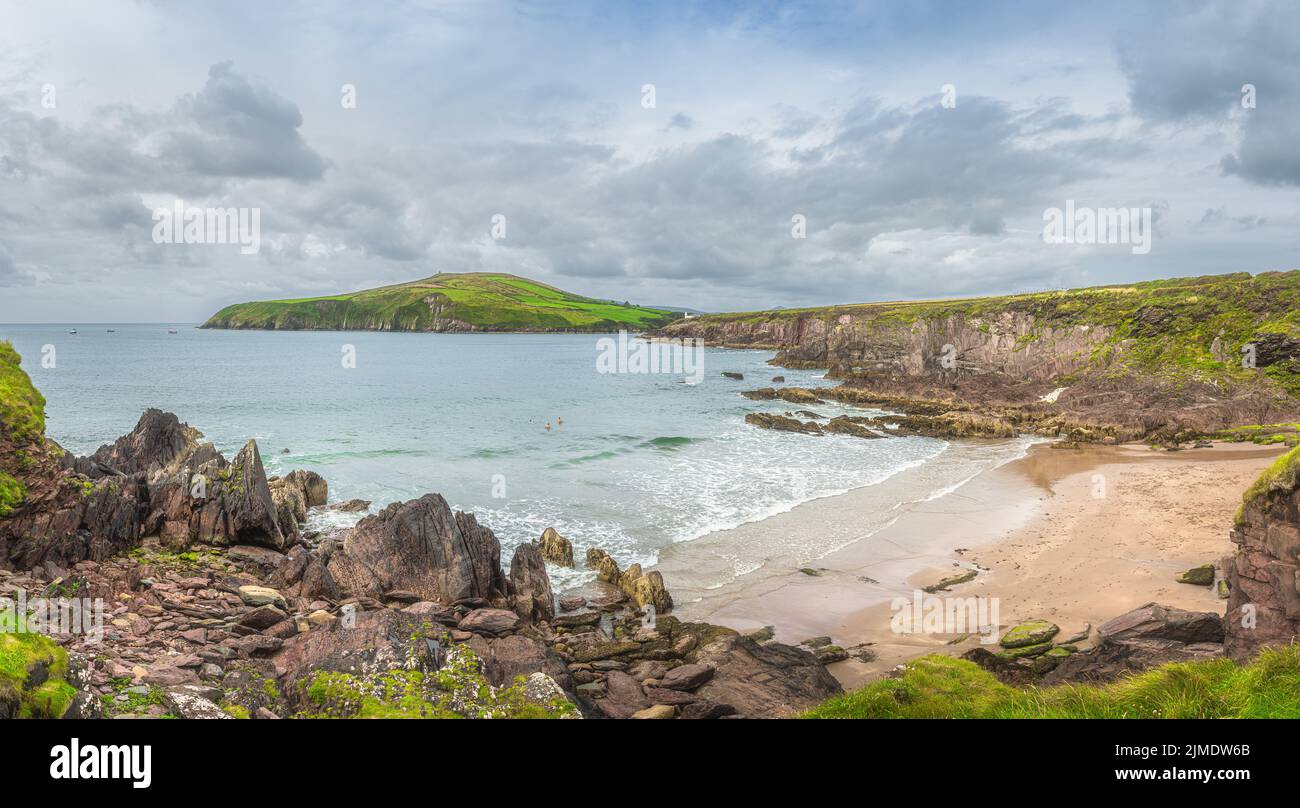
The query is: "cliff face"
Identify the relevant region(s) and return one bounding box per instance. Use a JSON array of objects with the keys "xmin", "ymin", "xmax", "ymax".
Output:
[
  {"xmin": 653, "ymin": 272, "xmax": 1300, "ymax": 437},
  {"xmin": 663, "ymin": 310, "xmax": 1113, "ymax": 383},
  {"xmin": 1224, "ymin": 447, "xmax": 1300, "ymax": 661}
]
